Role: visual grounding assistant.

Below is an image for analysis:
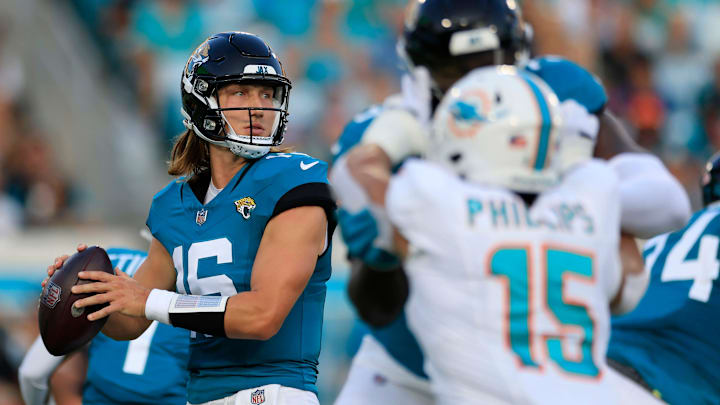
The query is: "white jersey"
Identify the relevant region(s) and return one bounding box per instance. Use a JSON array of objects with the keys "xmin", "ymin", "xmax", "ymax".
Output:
[{"xmin": 386, "ymin": 159, "xmax": 625, "ymax": 405}]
